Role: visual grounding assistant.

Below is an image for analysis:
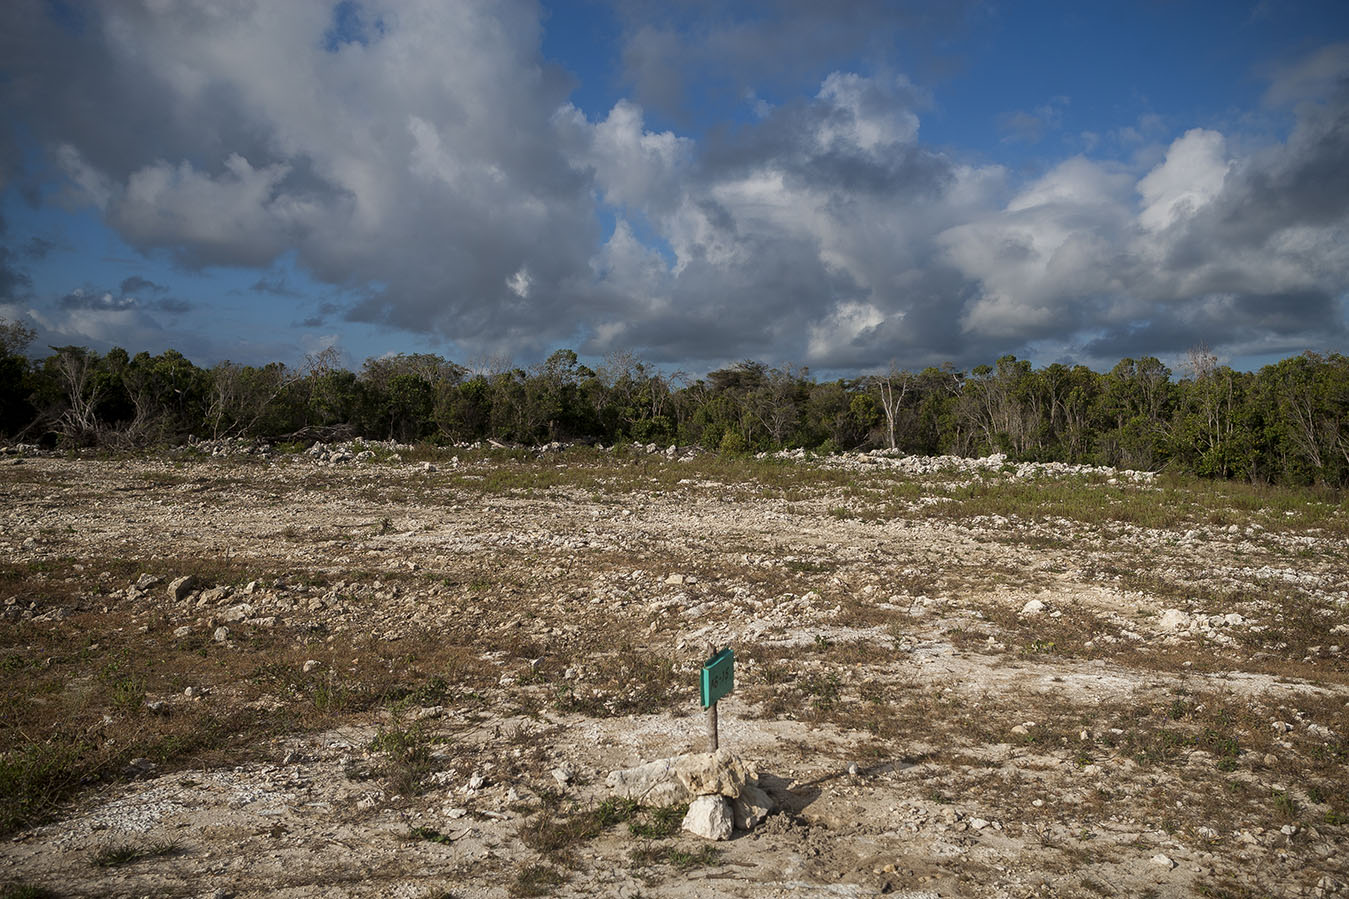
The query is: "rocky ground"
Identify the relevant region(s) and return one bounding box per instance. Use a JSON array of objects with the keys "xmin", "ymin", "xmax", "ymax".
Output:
[{"xmin": 0, "ymin": 444, "xmax": 1346, "ymax": 899}]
